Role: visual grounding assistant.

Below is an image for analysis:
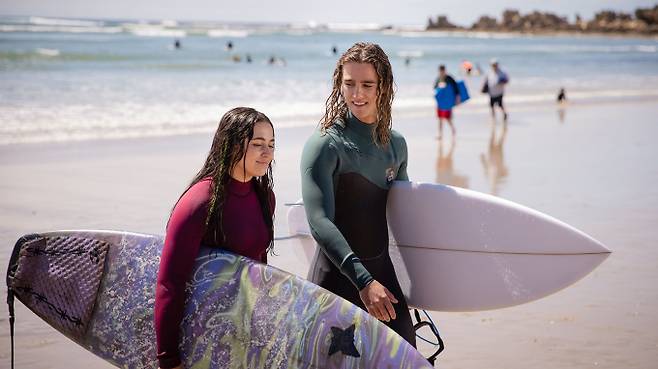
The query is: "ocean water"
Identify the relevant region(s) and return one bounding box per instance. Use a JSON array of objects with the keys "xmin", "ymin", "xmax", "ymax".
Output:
[{"xmin": 1, "ymin": 15, "xmax": 658, "ymax": 144}]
